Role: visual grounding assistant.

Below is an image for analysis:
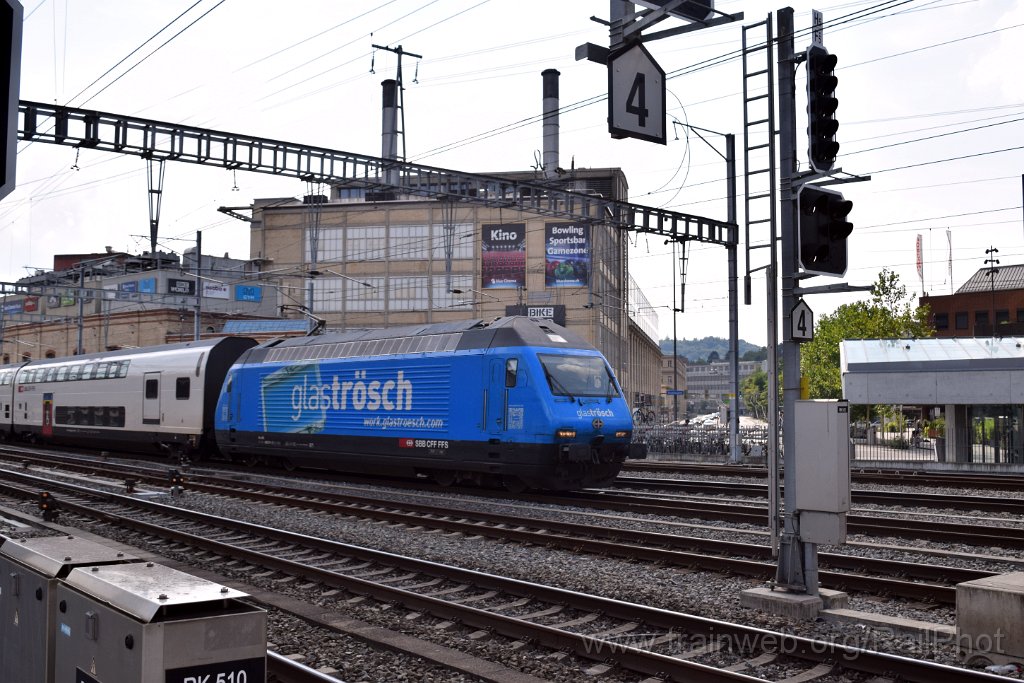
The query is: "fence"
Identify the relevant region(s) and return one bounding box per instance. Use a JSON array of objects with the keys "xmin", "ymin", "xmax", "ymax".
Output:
[
  {"xmin": 851, "ymin": 415, "xmax": 1024, "ymax": 465},
  {"xmin": 636, "ymin": 412, "xmax": 1024, "ymax": 468},
  {"xmin": 633, "ymin": 423, "xmax": 770, "ymax": 462}
]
